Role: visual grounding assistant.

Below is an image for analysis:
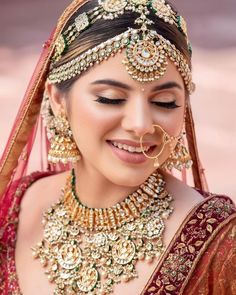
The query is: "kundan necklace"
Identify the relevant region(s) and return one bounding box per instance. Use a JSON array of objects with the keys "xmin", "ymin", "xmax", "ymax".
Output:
[{"xmin": 32, "ymin": 169, "xmax": 173, "ymax": 295}]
